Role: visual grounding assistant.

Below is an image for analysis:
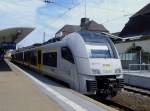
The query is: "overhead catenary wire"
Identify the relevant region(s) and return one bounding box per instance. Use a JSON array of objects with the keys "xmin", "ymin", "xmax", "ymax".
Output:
[
  {"xmin": 47, "ymin": 2, "xmax": 81, "ymax": 26},
  {"xmin": 84, "ymin": 0, "xmax": 87, "ymax": 18},
  {"xmin": 42, "ymin": 0, "xmax": 134, "ymax": 38},
  {"xmin": 36, "ymin": 0, "xmax": 136, "ymax": 36},
  {"xmin": 38, "ymin": 0, "xmax": 133, "ymax": 25},
  {"xmin": 102, "ymin": 13, "xmax": 133, "ymax": 24},
  {"xmin": 44, "ymin": 2, "xmax": 81, "ymax": 37}
]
